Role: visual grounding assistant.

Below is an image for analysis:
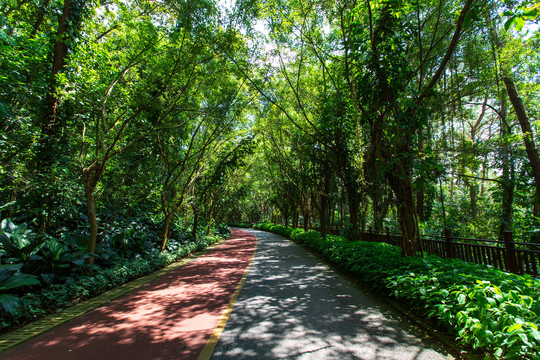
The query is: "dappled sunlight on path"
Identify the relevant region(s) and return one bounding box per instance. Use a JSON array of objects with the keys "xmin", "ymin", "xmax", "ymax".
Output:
[
  {"xmin": 1, "ymin": 229, "xmax": 256, "ymax": 360},
  {"xmin": 211, "ymin": 230, "xmax": 453, "ymax": 360}
]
